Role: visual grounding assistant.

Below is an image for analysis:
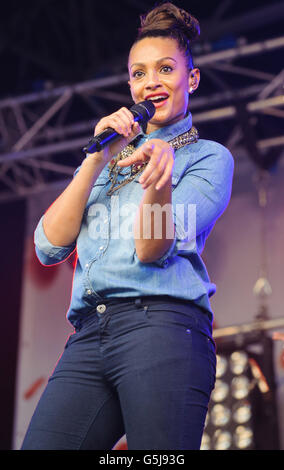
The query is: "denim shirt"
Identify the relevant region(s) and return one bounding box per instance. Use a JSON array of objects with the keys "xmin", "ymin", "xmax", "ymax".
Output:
[{"xmin": 34, "ymin": 113, "xmax": 234, "ymax": 328}]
